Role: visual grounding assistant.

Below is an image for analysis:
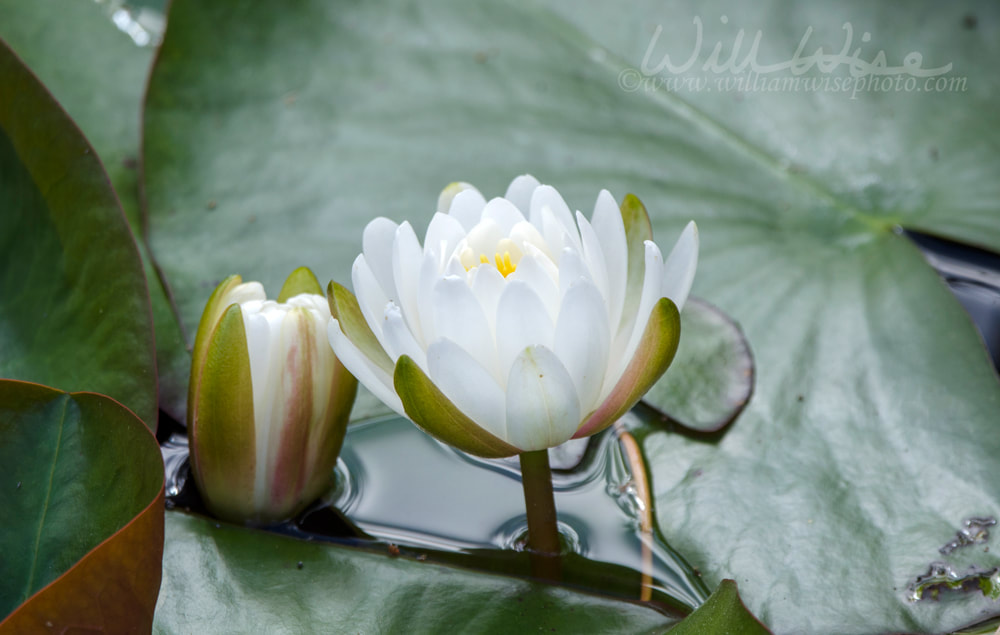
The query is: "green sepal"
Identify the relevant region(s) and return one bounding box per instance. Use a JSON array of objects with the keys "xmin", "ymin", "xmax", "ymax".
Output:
[
  {"xmin": 574, "ymin": 297, "xmax": 680, "ymax": 438},
  {"xmin": 278, "ymin": 266, "xmax": 323, "ymax": 302},
  {"xmin": 188, "ymin": 274, "xmax": 243, "ymax": 427},
  {"xmin": 393, "ymin": 355, "xmax": 520, "ymax": 459},
  {"xmin": 620, "ymin": 194, "xmax": 653, "ymax": 327},
  {"xmin": 189, "ymin": 303, "xmax": 257, "ymax": 523},
  {"xmin": 327, "ymin": 280, "xmax": 394, "ymax": 374}
]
